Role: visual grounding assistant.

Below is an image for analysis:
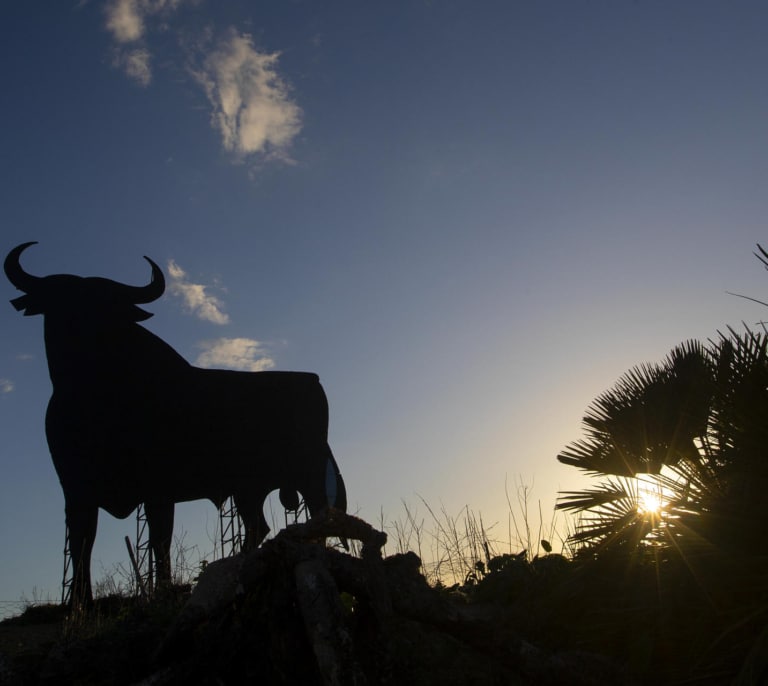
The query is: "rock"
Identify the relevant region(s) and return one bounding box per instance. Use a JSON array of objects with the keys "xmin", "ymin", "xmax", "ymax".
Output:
[
  {"xmin": 175, "ymin": 555, "xmax": 244, "ymax": 623},
  {"xmin": 295, "ymin": 558, "xmax": 367, "ymax": 686}
]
